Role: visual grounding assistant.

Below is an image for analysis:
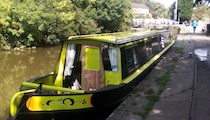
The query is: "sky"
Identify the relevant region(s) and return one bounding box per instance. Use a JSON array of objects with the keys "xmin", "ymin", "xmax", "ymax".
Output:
[{"xmin": 154, "ymin": 0, "xmax": 176, "ymax": 8}]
